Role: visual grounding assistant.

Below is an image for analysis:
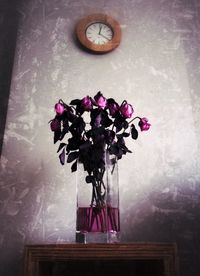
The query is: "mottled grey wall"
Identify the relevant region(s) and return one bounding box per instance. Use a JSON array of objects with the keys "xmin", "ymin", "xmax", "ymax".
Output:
[{"xmin": 1, "ymin": 0, "xmax": 200, "ymax": 275}]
